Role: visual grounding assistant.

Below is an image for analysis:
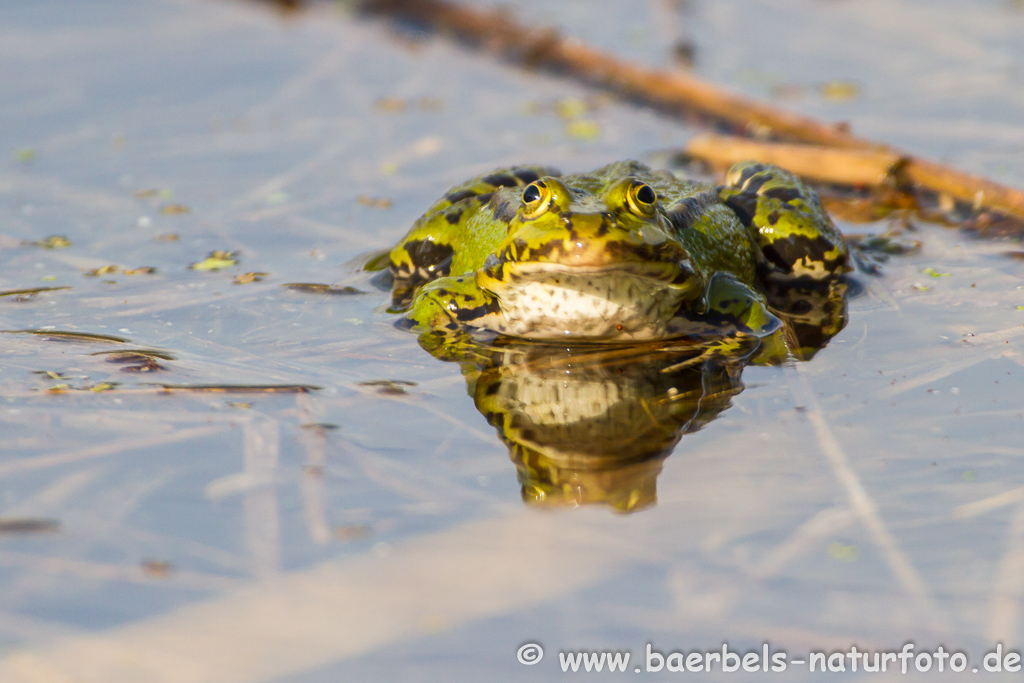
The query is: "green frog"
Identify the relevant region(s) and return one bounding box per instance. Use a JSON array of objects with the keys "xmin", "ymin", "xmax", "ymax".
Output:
[{"xmin": 388, "ymin": 160, "xmax": 850, "ymax": 342}]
